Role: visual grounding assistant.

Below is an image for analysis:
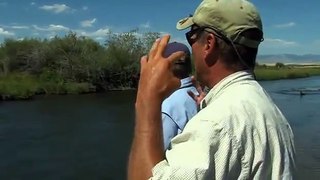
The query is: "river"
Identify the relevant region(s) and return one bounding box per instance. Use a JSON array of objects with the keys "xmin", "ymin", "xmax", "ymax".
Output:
[{"xmin": 0, "ymin": 76, "xmax": 319, "ymax": 180}]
